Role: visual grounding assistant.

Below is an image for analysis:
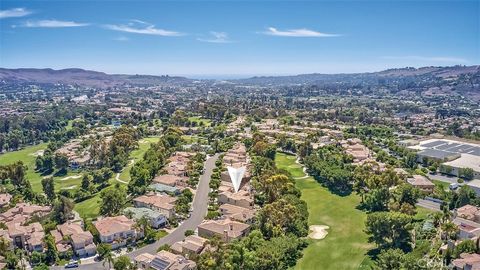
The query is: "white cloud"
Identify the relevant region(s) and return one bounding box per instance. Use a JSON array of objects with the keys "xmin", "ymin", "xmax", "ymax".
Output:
[
  {"xmin": 20, "ymin": 19, "xmax": 89, "ymax": 28},
  {"xmin": 0, "ymin": 8, "xmax": 33, "ymax": 19},
  {"xmin": 197, "ymin": 31, "xmax": 233, "ymax": 43},
  {"xmin": 104, "ymin": 21, "xmax": 183, "ymax": 36},
  {"xmin": 262, "ymin": 27, "xmax": 340, "ymax": 37},
  {"xmin": 382, "ymin": 56, "xmax": 468, "ymax": 63}
]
